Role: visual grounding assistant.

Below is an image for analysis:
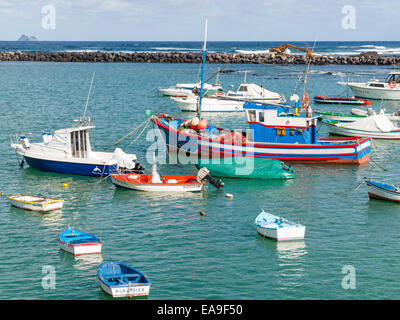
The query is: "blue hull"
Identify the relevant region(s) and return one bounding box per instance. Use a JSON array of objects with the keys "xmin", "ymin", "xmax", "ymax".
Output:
[{"xmin": 24, "ymin": 156, "xmax": 118, "ymax": 177}]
